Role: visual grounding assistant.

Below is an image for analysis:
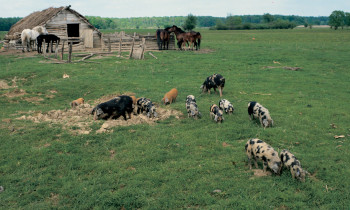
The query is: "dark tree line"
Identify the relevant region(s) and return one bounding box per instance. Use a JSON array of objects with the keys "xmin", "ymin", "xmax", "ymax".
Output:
[
  {"xmin": 0, "ymin": 15, "xmax": 330, "ymax": 31},
  {"xmin": 0, "ymin": 17, "xmax": 22, "ymax": 31},
  {"xmin": 329, "ymin": 10, "xmax": 350, "ymax": 29}
]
